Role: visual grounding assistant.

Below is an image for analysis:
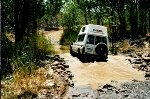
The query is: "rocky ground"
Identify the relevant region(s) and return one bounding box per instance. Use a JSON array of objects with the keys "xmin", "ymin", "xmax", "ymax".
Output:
[
  {"xmin": 63, "ymin": 40, "xmax": 150, "ymax": 99},
  {"xmin": 64, "ymin": 79, "xmax": 150, "ymax": 99},
  {"xmin": 63, "ymin": 53, "xmax": 150, "ymax": 99},
  {"xmin": 2, "ymin": 29, "xmax": 149, "ymax": 99},
  {"xmin": 1, "ymin": 55, "xmax": 73, "ymax": 99}
]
